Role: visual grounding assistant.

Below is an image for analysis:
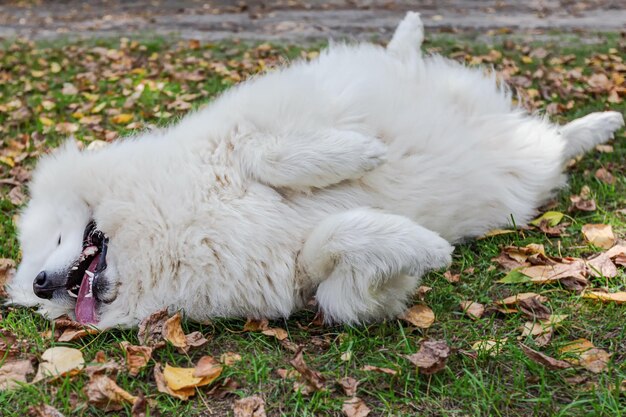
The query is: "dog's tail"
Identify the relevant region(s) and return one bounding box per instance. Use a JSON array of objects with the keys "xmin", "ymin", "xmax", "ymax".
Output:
[
  {"xmin": 387, "ymin": 11, "xmax": 424, "ymax": 70},
  {"xmin": 559, "ymin": 111, "xmax": 624, "ymax": 161}
]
